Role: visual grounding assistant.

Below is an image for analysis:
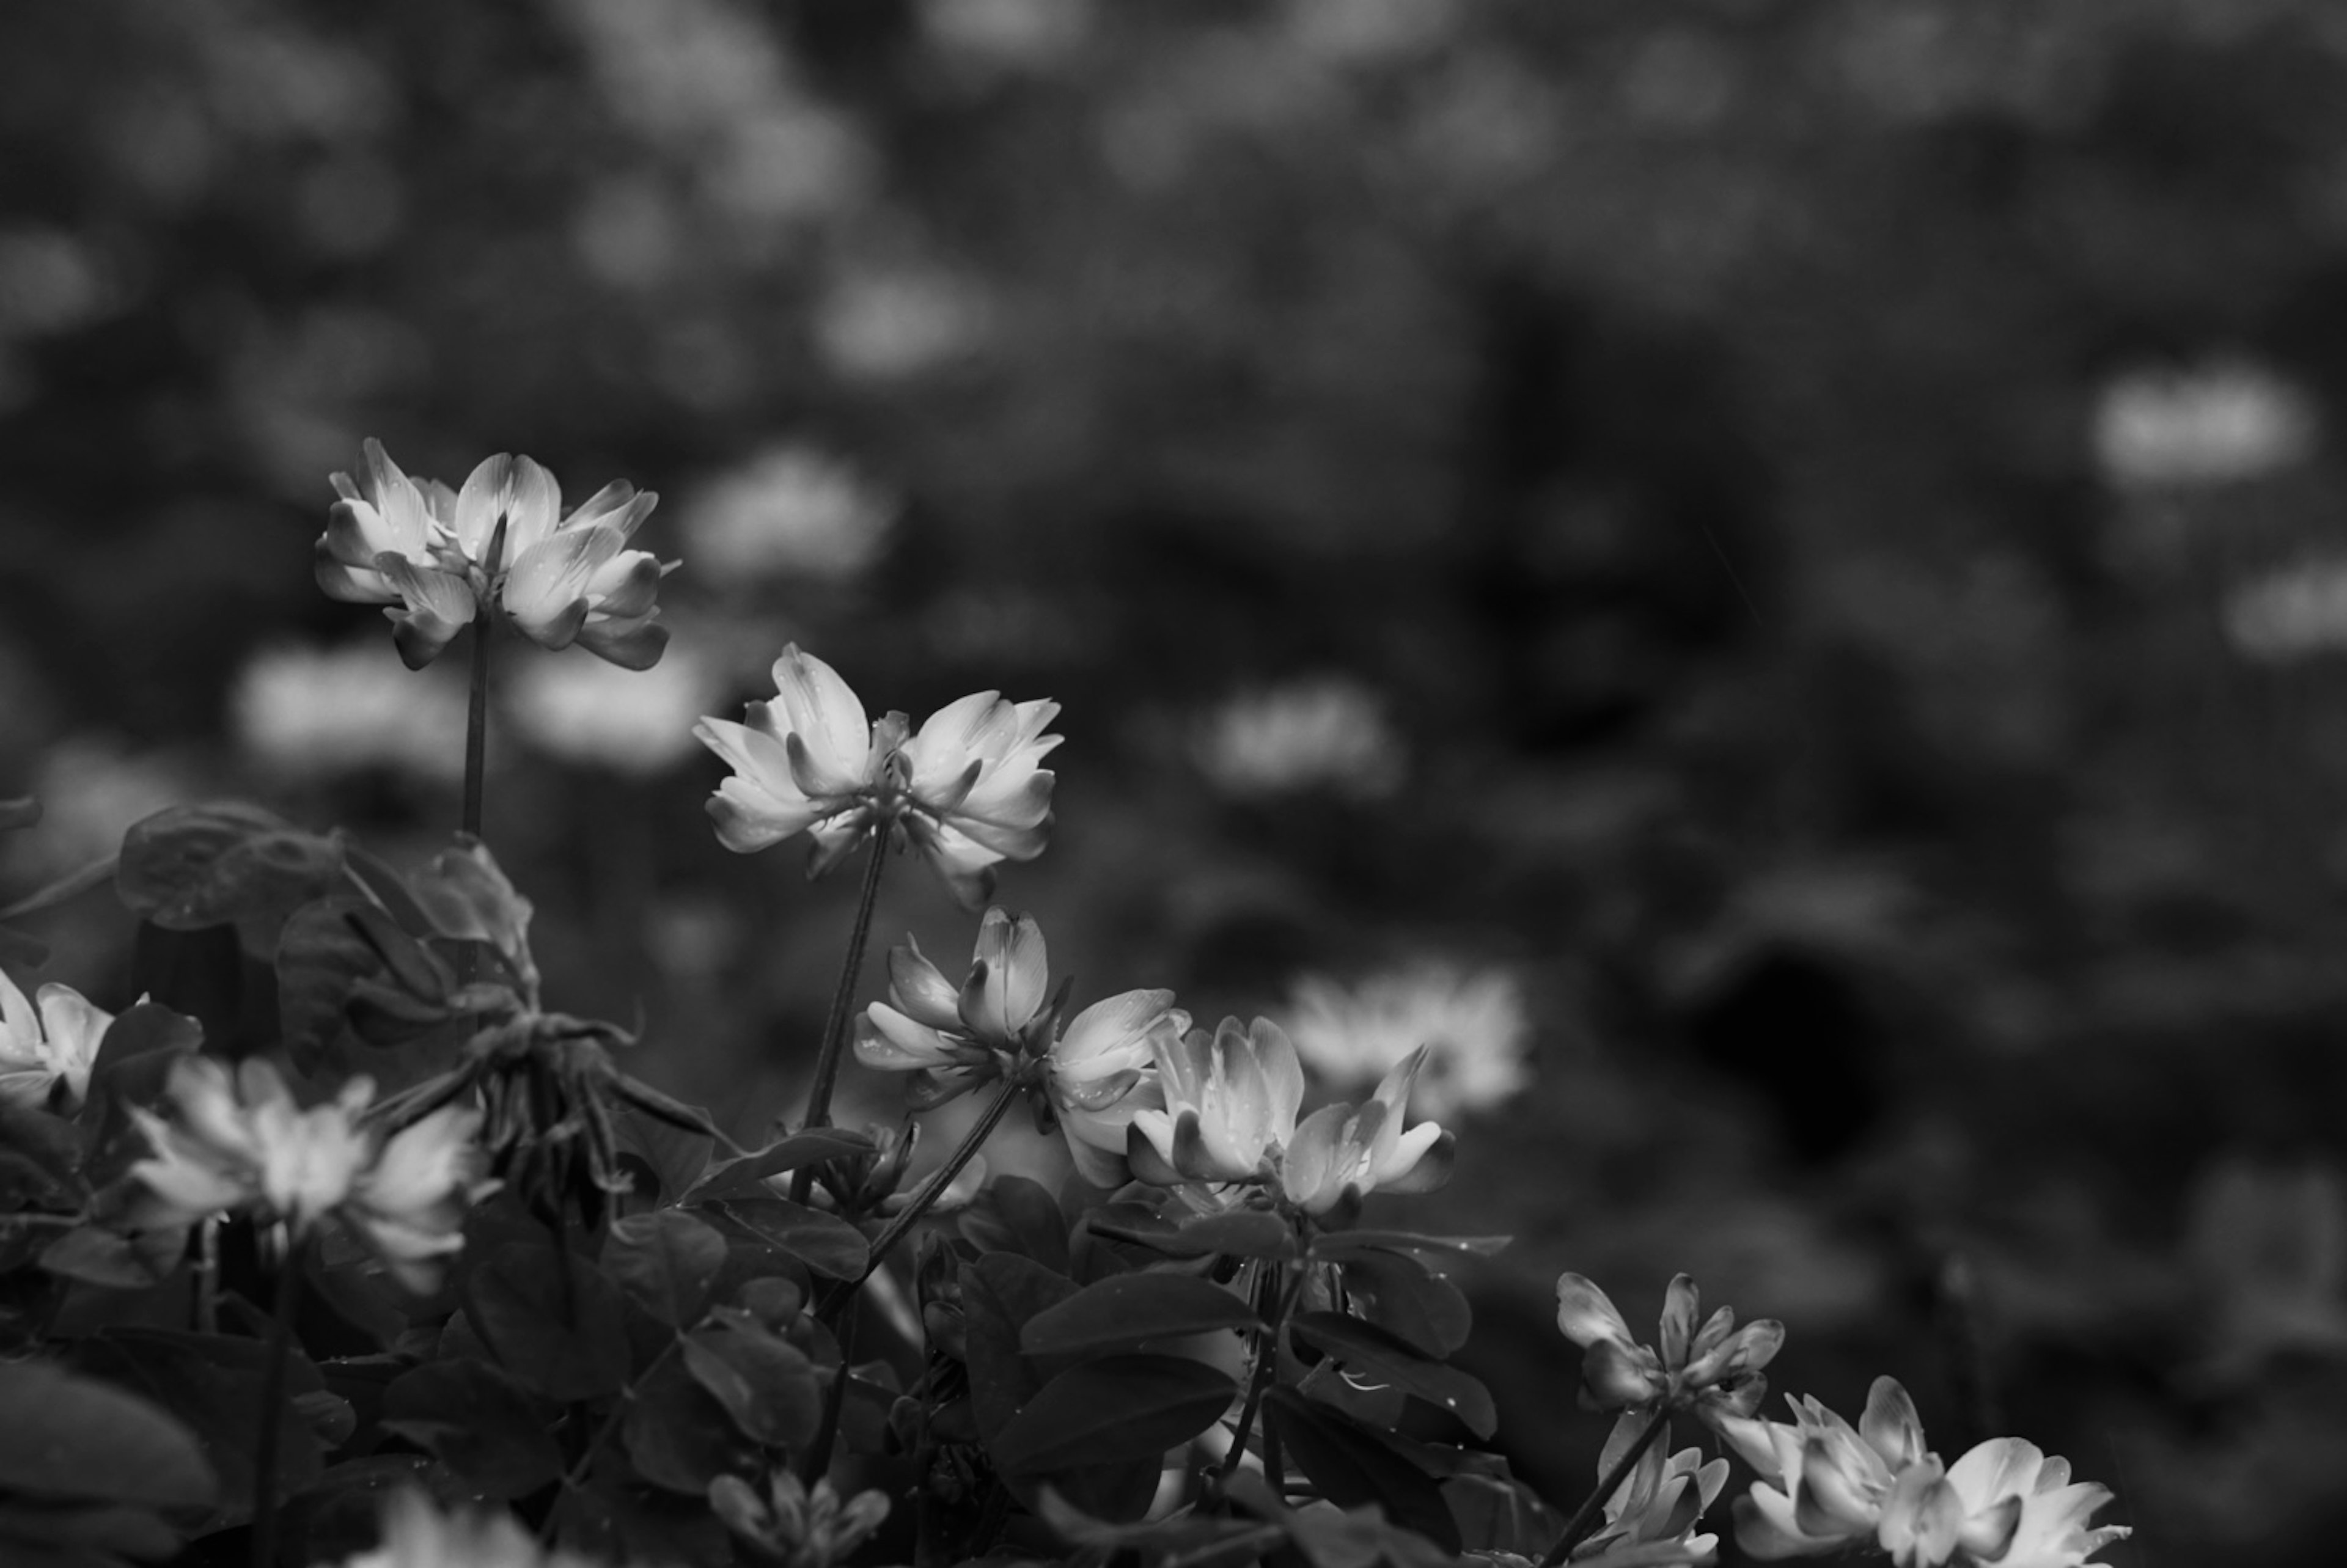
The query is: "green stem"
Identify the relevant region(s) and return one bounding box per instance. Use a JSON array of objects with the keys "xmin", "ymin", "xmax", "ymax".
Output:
[
  {"xmin": 194, "ymin": 1216, "xmax": 220, "ymax": 1335},
  {"xmin": 249, "ymin": 1245, "xmax": 304, "ymax": 1568},
  {"xmin": 539, "ymin": 1330, "xmax": 686, "ymax": 1547},
  {"xmin": 797, "ymin": 832, "xmax": 890, "ymax": 1148},
  {"xmin": 820, "ymin": 1077, "xmax": 1019, "ymax": 1319},
  {"xmin": 1219, "ymin": 1260, "xmax": 1303, "ymax": 1486},
  {"xmin": 1537, "ymin": 1404, "xmax": 1672, "ymax": 1567},
  {"xmin": 798, "ymin": 1299, "xmax": 861, "ymax": 1486}
]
